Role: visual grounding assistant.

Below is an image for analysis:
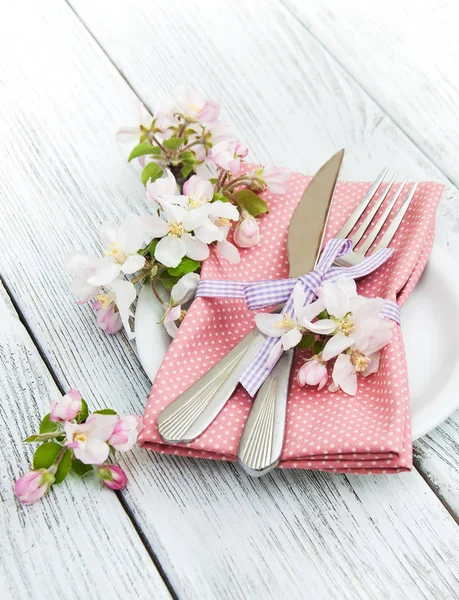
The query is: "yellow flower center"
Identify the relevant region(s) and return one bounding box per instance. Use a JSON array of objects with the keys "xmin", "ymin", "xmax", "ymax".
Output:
[
  {"xmin": 336, "ymin": 317, "xmax": 354, "ymax": 336},
  {"xmin": 189, "ymin": 102, "xmax": 202, "ymax": 113},
  {"xmin": 188, "ymin": 195, "xmax": 208, "ymax": 208},
  {"xmin": 104, "ymin": 242, "xmax": 128, "ymax": 265},
  {"xmin": 350, "ymin": 350, "xmax": 371, "ymax": 372},
  {"xmin": 168, "ymin": 221, "xmax": 184, "ymax": 237},
  {"xmin": 179, "ymin": 309, "xmax": 187, "ymax": 322},
  {"xmin": 74, "ymin": 433, "xmax": 87, "ymax": 444},
  {"xmin": 275, "ymin": 313, "xmax": 293, "ymax": 329},
  {"xmin": 94, "ymin": 291, "xmax": 116, "ymax": 310},
  {"xmin": 214, "ymin": 217, "xmax": 231, "ymax": 227}
]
